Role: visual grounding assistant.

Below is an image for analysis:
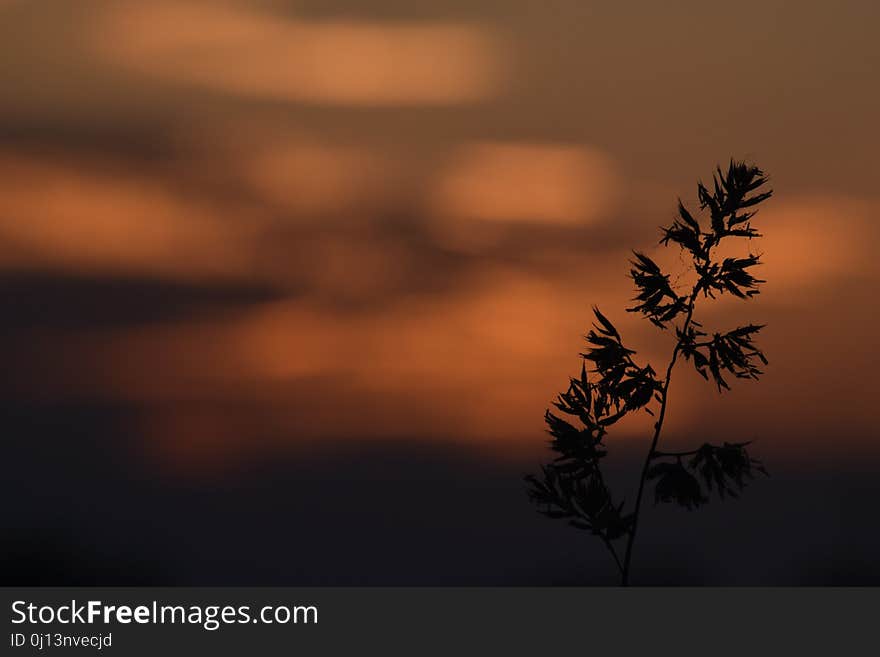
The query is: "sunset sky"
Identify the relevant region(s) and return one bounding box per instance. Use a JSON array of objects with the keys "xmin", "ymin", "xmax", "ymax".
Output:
[{"xmin": 2, "ymin": 0, "xmax": 878, "ymax": 584}]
